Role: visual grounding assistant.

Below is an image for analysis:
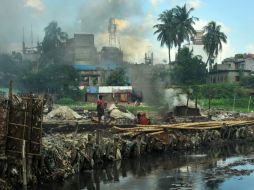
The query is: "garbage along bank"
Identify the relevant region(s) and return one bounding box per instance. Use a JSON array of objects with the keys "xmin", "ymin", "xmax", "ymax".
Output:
[
  {"xmin": 2, "ymin": 96, "xmax": 254, "ymax": 189},
  {"xmin": 3, "ymin": 121, "xmax": 254, "ymax": 189},
  {"xmin": 35, "ymin": 122, "xmax": 254, "ymax": 183}
]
